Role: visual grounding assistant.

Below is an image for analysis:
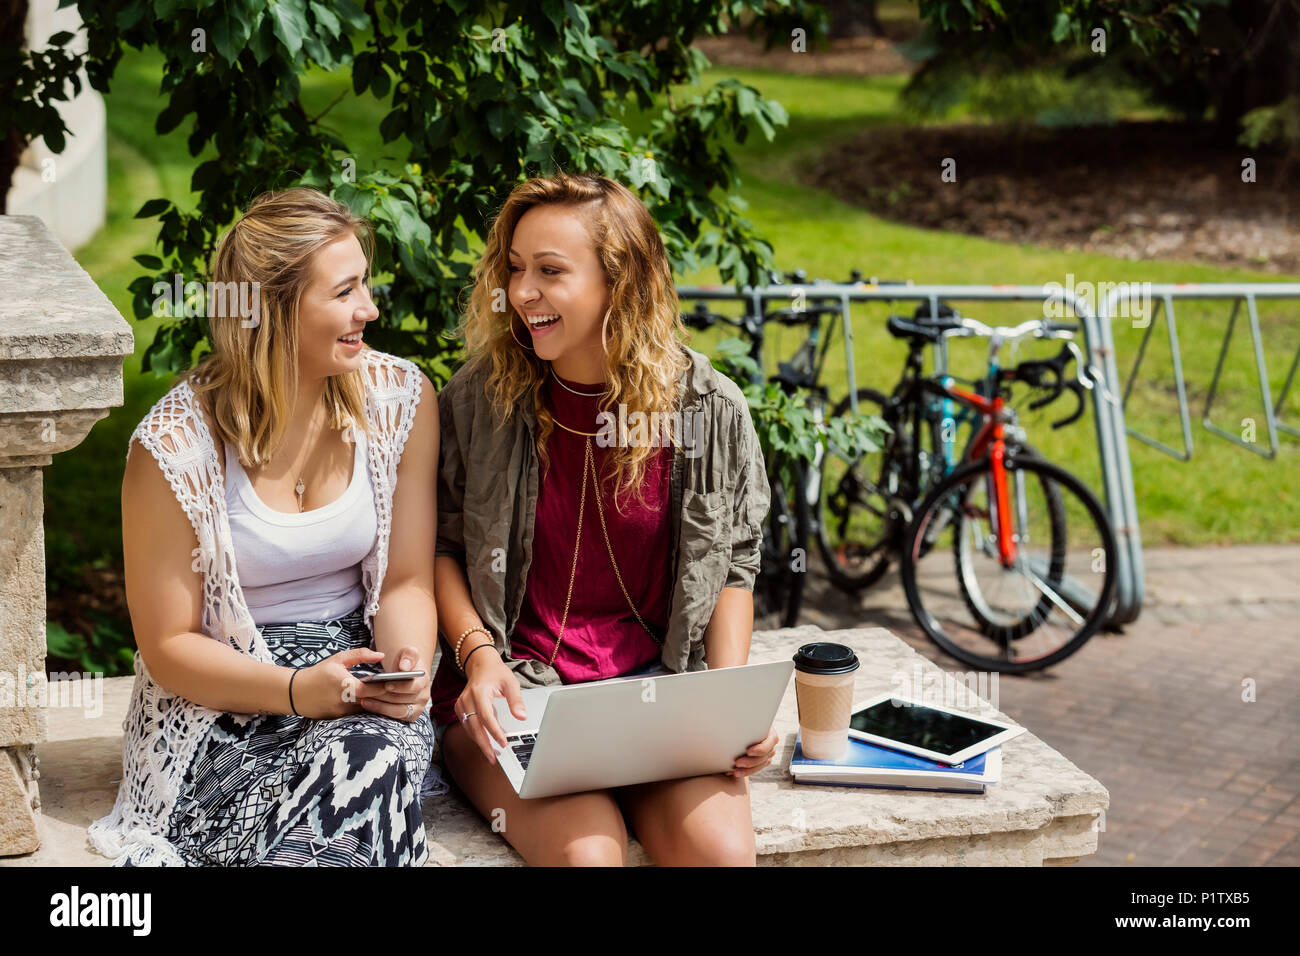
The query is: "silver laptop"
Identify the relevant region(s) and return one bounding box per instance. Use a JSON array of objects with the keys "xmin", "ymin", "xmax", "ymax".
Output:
[{"xmin": 488, "ymin": 660, "xmax": 794, "ymax": 799}]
